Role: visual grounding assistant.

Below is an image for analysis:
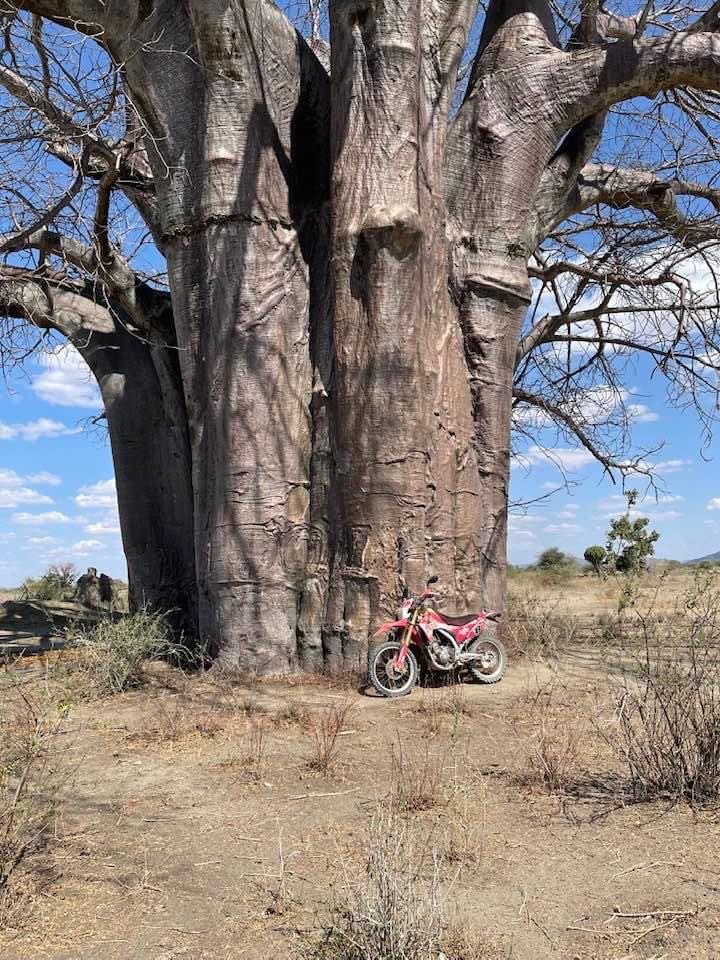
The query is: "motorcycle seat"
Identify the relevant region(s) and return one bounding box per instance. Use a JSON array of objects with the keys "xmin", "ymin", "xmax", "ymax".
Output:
[{"xmin": 437, "ymin": 613, "xmax": 478, "ymax": 626}]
